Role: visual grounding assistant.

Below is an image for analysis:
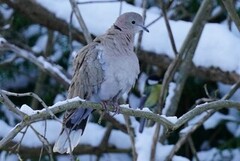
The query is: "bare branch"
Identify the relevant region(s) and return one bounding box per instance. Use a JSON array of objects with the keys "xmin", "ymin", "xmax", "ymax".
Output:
[
  {"xmin": 165, "ymin": 79, "xmax": 240, "ymax": 160},
  {"xmin": 124, "ymin": 116, "xmax": 138, "ymax": 161},
  {"xmin": 151, "ymin": 1, "xmax": 213, "ymax": 160},
  {"xmin": 222, "ymin": 0, "xmax": 240, "ymax": 32},
  {"xmin": 0, "ymin": 39, "xmax": 71, "ymax": 89},
  {"xmin": 158, "ymin": 0, "xmax": 178, "ymax": 55},
  {"xmin": 1, "ymin": 90, "xmax": 240, "ymax": 150},
  {"xmin": 69, "ymin": 0, "xmax": 92, "ymax": 43}
]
